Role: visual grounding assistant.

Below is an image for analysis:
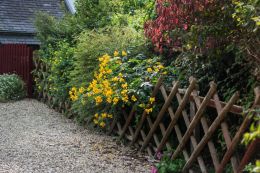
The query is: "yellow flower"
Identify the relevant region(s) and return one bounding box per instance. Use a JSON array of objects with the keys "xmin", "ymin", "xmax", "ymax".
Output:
[
  {"xmin": 118, "ymin": 73, "xmax": 123, "ymax": 77},
  {"xmin": 139, "ymin": 103, "xmax": 145, "ymax": 108},
  {"xmin": 114, "ymin": 50, "xmax": 119, "ymax": 57},
  {"xmin": 113, "ymin": 97, "xmax": 119, "ymax": 104},
  {"xmin": 112, "ymin": 77, "xmax": 119, "ymax": 82},
  {"xmin": 119, "ymin": 78, "xmax": 125, "ymax": 83},
  {"xmin": 101, "ymin": 113, "xmax": 107, "ymax": 119},
  {"xmin": 157, "ymin": 64, "xmax": 164, "ymax": 69},
  {"xmin": 147, "ymin": 67, "xmax": 153, "ymax": 73},
  {"xmin": 108, "ymin": 114, "xmax": 113, "ymax": 119},
  {"xmin": 121, "ymin": 90, "xmax": 128, "ymax": 95},
  {"xmin": 100, "ymin": 121, "xmax": 106, "ymax": 128},
  {"xmin": 107, "ymin": 97, "xmax": 112, "ymax": 103},
  {"xmin": 122, "ymin": 96, "xmax": 129, "ymax": 103},
  {"xmin": 71, "ymin": 87, "xmax": 77, "ymax": 92},
  {"xmin": 107, "ymin": 69, "xmax": 112, "ymax": 74},
  {"xmin": 94, "ymin": 113, "xmax": 99, "ymax": 119},
  {"xmin": 79, "ymin": 87, "xmax": 85, "ymax": 94},
  {"xmin": 86, "ymin": 93, "xmax": 92, "ymax": 97},
  {"xmin": 131, "ymin": 95, "xmax": 137, "ymax": 102},
  {"xmin": 103, "ymin": 54, "xmax": 111, "ymax": 60},
  {"xmin": 99, "ymin": 57, "xmax": 104, "ymax": 62},
  {"xmin": 98, "ymin": 73, "xmax": 103, "ymax": 79},
  {"xmin": 122, "ymin": 50, "xmax": 127, "ymax": 56},
  {"xmin": 102, "ymin": 80, "xmax": 110, "ymax": 87},
  {"xmin": 149, "ymin": 97, "xmax": 155, "ymax": 104},
  {"xmin": 93, "ymin": 88, "xmax": 101, "ymax": 94},
  {"xmin": 74, "ymin": 95, "xmax": 79, "ymax": 100},
  {"xmin": 145, "ymin": 108, "xmax": 153, "ymax": 114},
  {"xmin": 105, "ymin": 90, "xmax": 113, "ymax": 97},
  {"xmin": 93, "ymin": 119, "xmax": 99, "ymax": 125},
  {"xmin": 121, "ymin": 83, "xmax": 128, "ymax": 89},
  {"xmin": 70, "ymin": 95, "xmax": 78, "ymax": 101},
  {"xmin": 154, "ymin": 68, "xmax": 159, "ymax": 72},
  {"xmin": 95, "ymin": 96, "xmax": 103, "ymax": 105}
]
